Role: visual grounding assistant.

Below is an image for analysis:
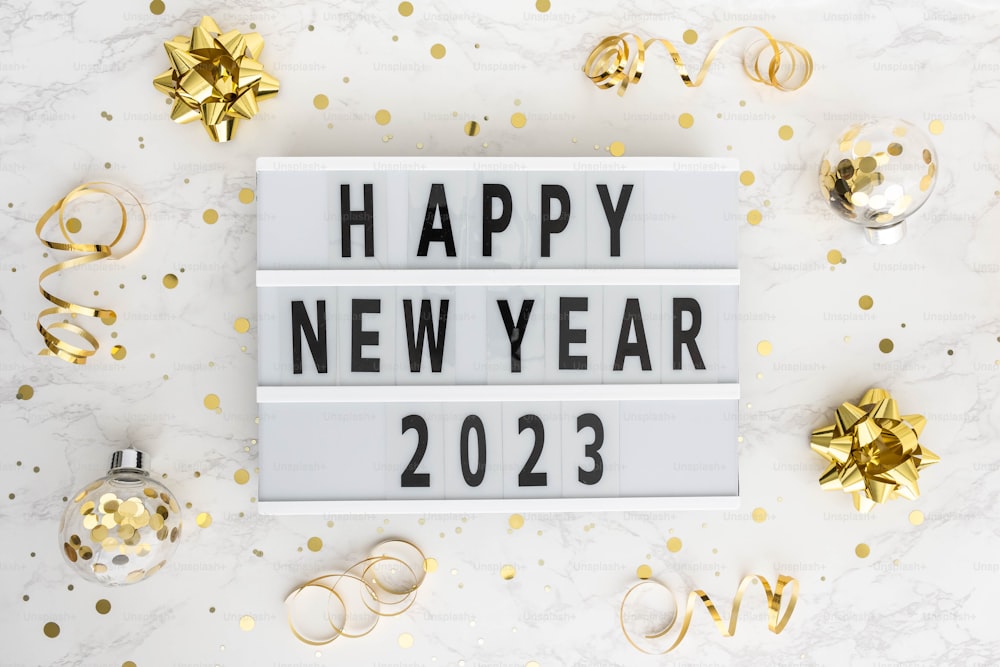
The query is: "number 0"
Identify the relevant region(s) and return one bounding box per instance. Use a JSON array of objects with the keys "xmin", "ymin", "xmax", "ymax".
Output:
[{"xmin": 460, "ymin": 415, "xmax": 487, "ymax": 487}]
